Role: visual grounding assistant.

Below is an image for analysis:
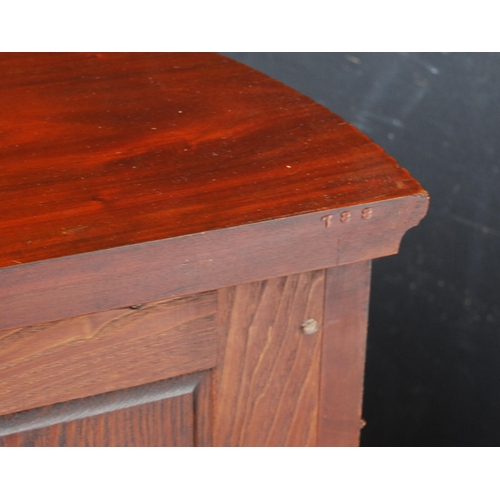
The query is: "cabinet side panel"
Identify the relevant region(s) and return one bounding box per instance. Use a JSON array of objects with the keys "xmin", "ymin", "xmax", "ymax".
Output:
[
  {"xmin": 318, "ymin": 261, "xmax": 371, "ymax": 446},
  {"xmin": 0, "ymin": 372, "xmax": 213, "ymax": 446},
  {"xmin": 215, "ymin": 270, "xmax": 324, "ymax": 447}
]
